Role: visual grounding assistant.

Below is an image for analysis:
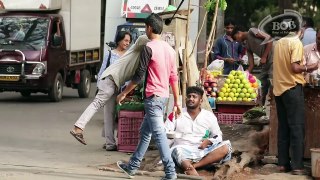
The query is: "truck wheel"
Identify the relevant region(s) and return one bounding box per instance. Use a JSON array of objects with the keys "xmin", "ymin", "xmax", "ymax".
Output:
[
  {"xmin": 20, "ymin": 91, "xmax": 31, "ymax": 97},
  {"xmin": 49, "ymin": 73, "xmax": 63, "ymax": 102},
  {"xmin": 78, "ymin": 70, "xmax": 91, "ymax": 98}
]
